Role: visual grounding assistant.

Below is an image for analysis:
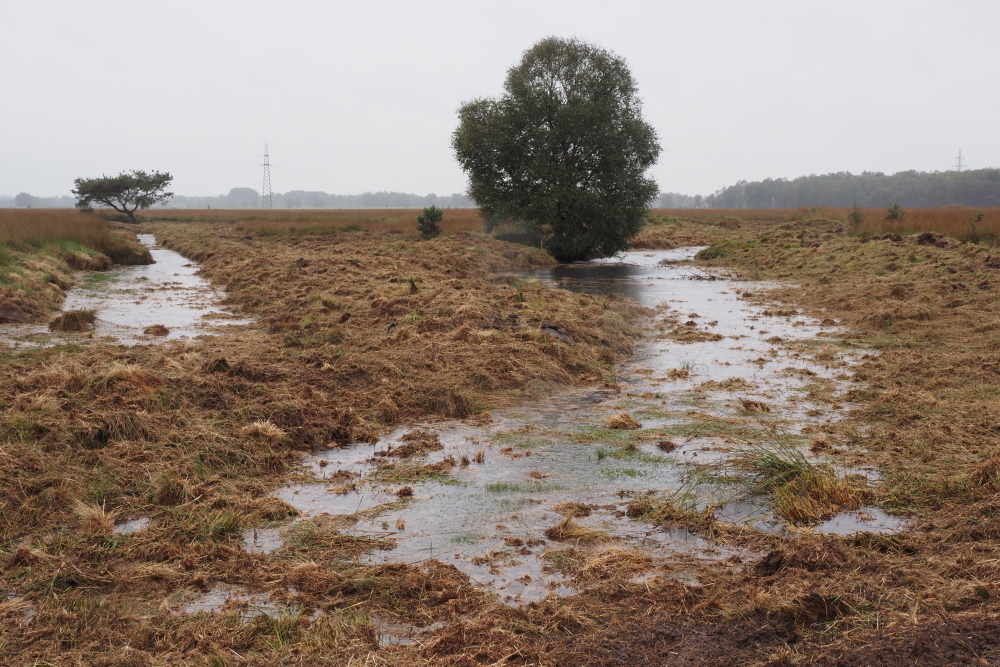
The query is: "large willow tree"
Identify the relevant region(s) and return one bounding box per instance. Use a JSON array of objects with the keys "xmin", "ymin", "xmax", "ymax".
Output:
[{"xmin": 452, "ymin": 37, "xmax": 660, "ymax": 262}]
